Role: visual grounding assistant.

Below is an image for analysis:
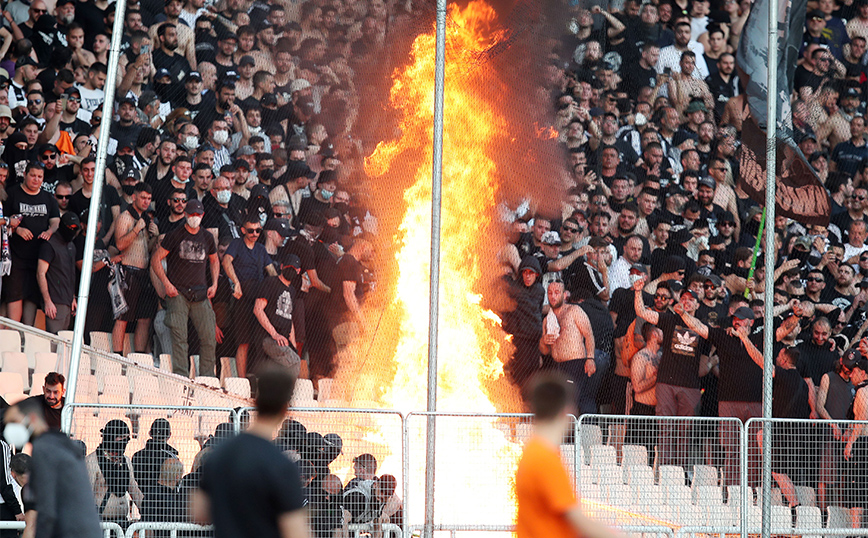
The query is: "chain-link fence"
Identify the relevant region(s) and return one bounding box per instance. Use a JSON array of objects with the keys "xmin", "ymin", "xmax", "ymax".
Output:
[
  {"xmin": 577, "ymin": 414, "xmax": 746, "ymax": 530},
  {"xmin": 744, "ymin": 418, "xmax": 868, "ymax": 535}
]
